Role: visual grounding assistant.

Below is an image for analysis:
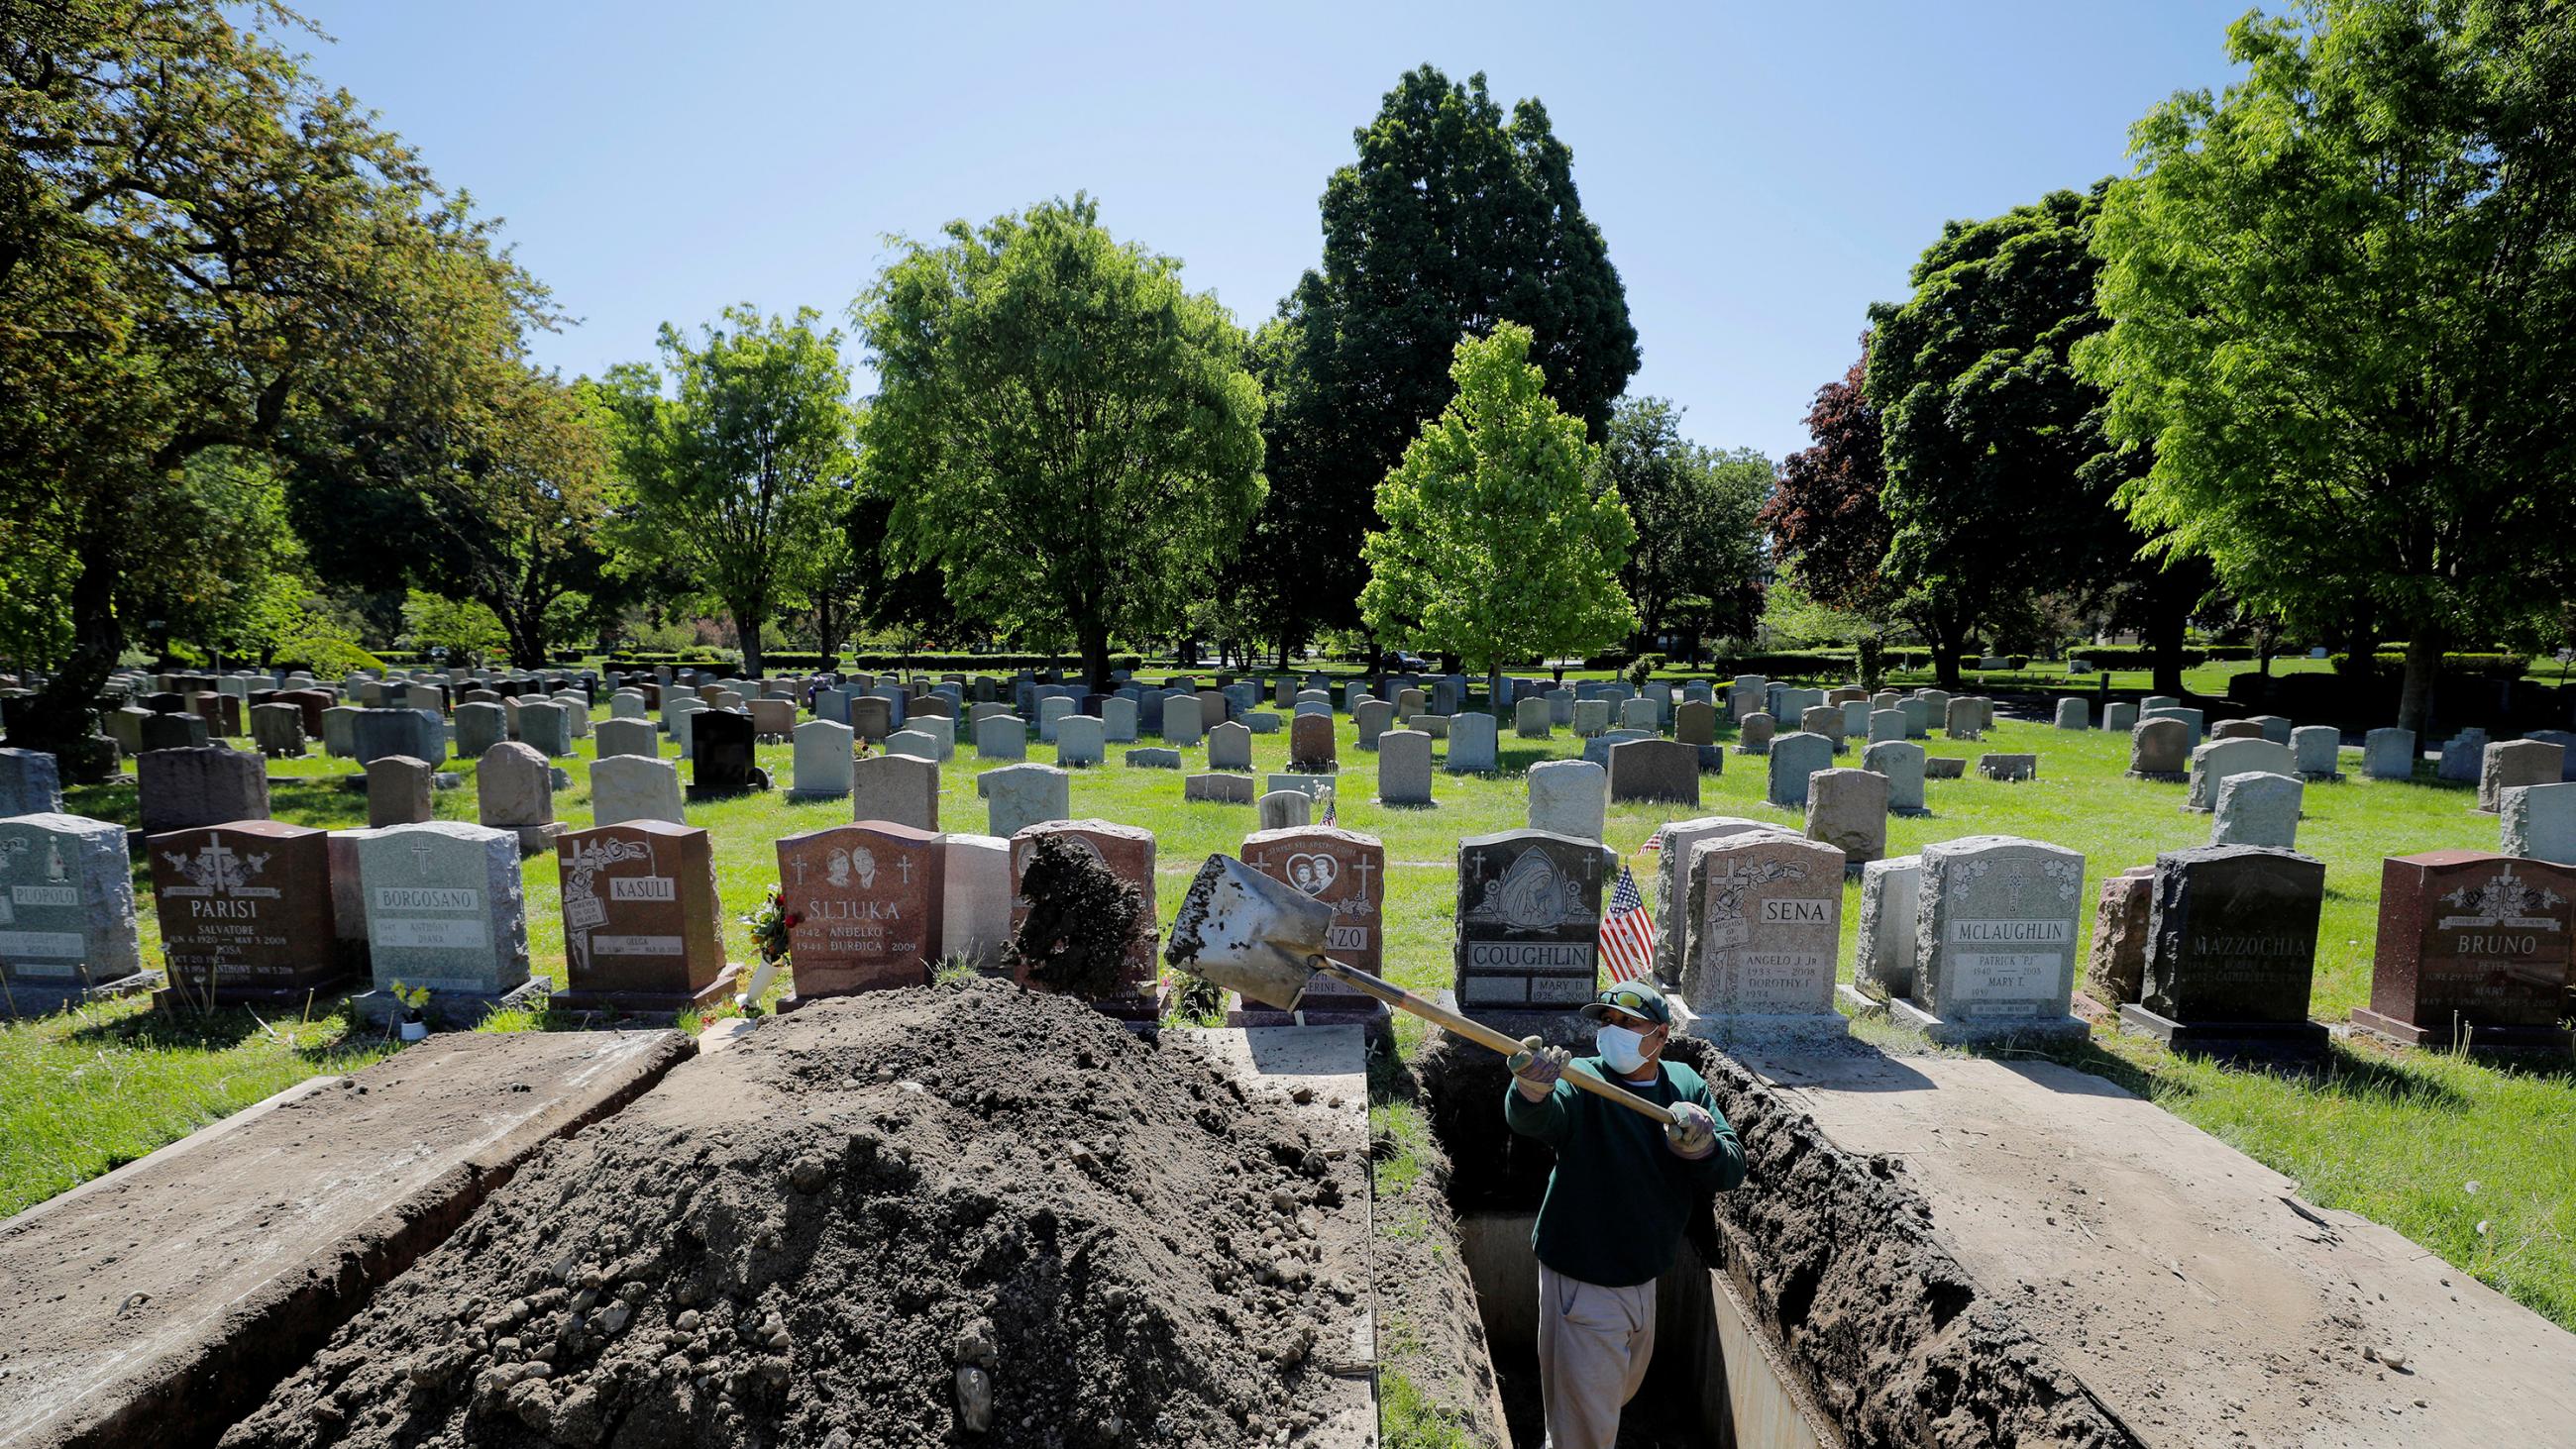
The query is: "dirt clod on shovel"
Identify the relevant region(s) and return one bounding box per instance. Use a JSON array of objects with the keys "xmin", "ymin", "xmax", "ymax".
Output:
[
  {"xmin": 1008, "ymin": 832, "xmax": 1143, "ymax": 999},
  {"xmin": 222, "ymin": 980, "xmax": 1359, "ymax": 1448}
]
